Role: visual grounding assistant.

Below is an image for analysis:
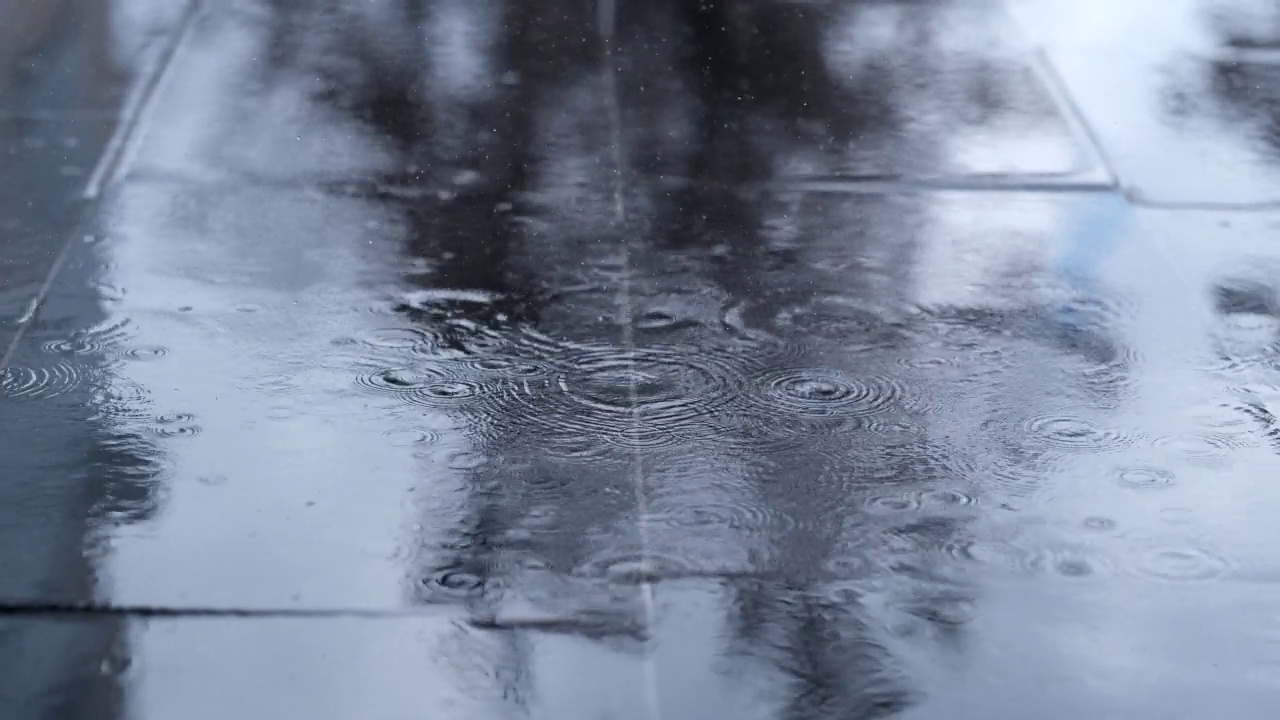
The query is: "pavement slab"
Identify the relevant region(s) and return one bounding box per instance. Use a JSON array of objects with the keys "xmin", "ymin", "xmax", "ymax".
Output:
[{"xmin": 7, "ymin": 0, "xmax": 1280, "ymax": 718}]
